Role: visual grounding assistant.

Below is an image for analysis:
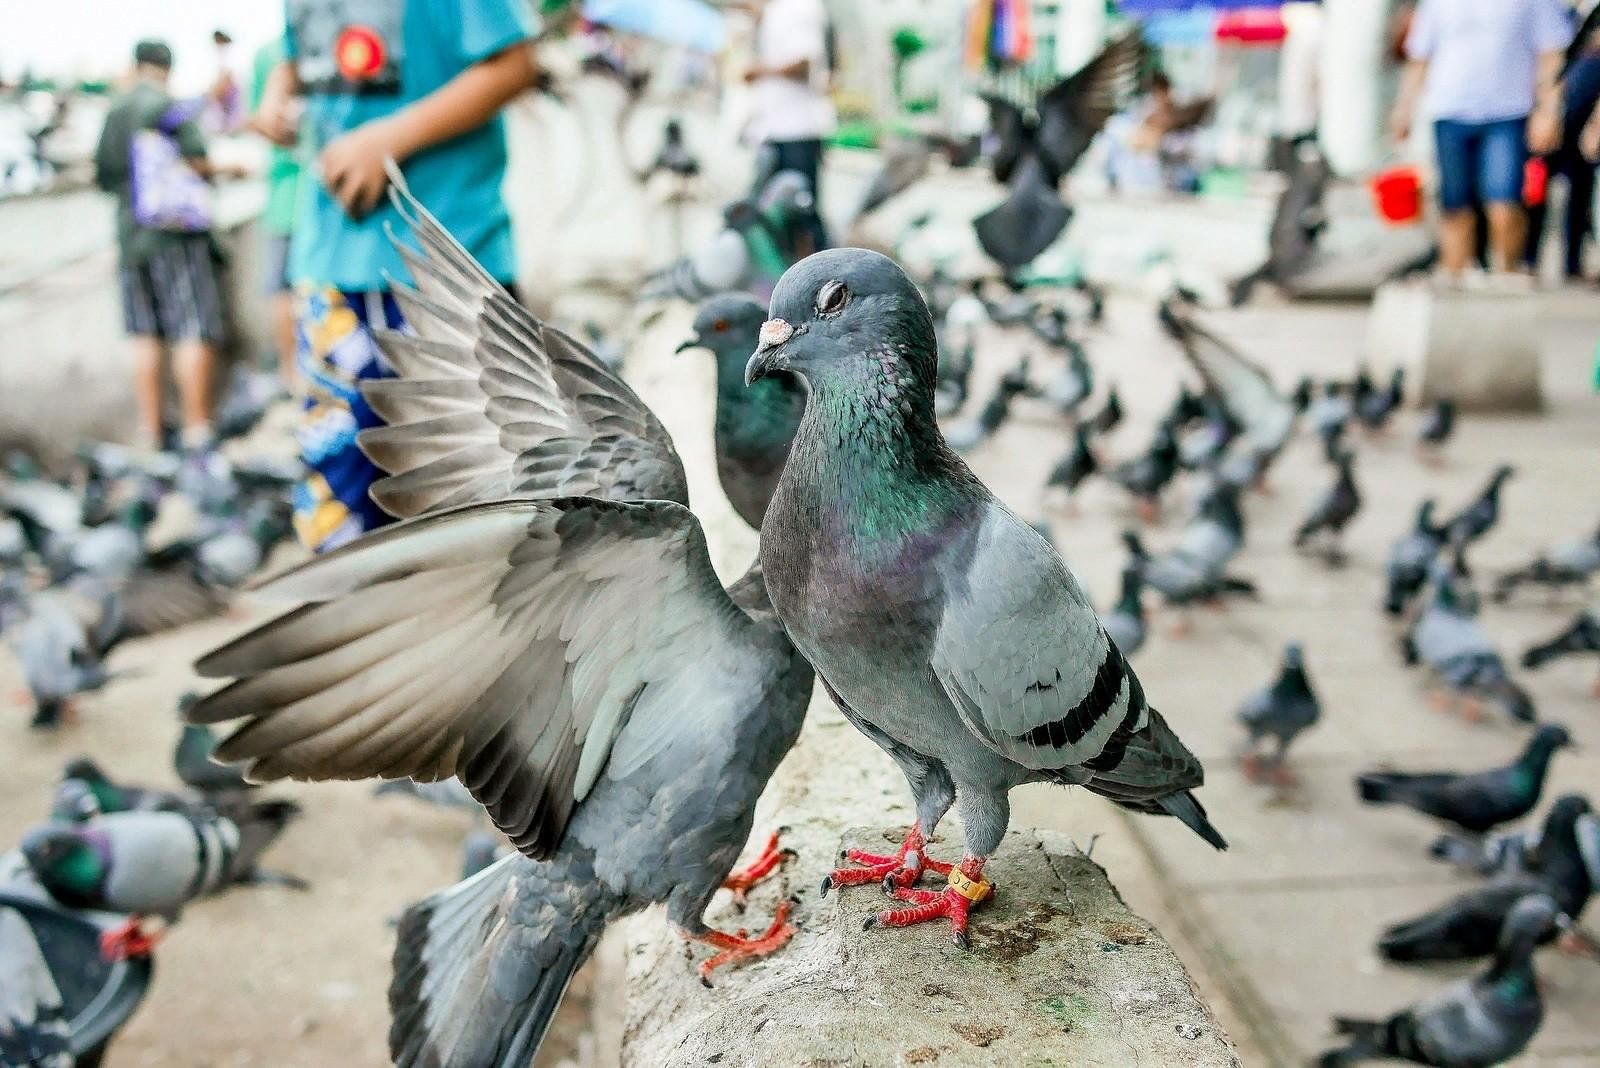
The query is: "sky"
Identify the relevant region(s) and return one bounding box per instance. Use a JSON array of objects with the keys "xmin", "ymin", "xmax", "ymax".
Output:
[{"xmin": 0, "ymin": 0, "xmax": 286, "ymax": 93}]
